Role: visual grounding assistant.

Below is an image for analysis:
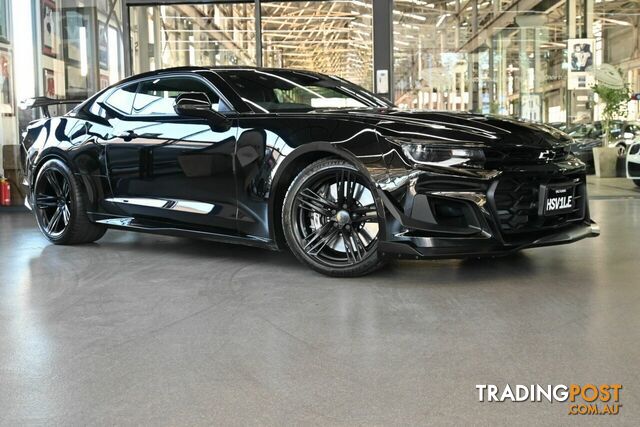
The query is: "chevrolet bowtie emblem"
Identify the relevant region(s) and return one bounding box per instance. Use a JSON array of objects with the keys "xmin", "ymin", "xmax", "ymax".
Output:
[{"xmin": 539, "ymin": 150, "xmax": 555, "ymax": 160}]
